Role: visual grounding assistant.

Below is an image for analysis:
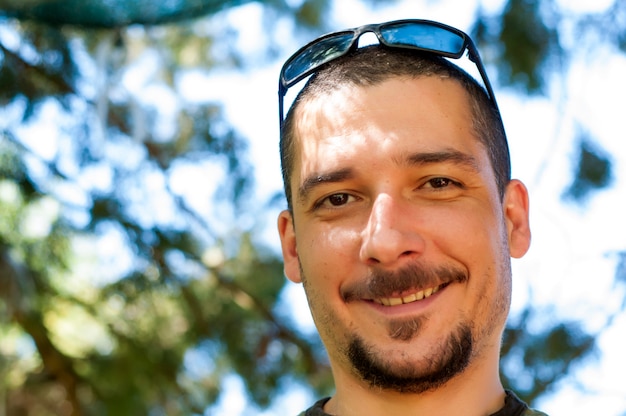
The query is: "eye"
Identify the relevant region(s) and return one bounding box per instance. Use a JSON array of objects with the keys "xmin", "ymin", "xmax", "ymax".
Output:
[
  {"xmin": 425, "ymin": 177, "xmax": 457, "ymax": 188},
  {"xmin": 326, "ymin": 193, "xmax": 351, "ymax": 206},
  {"xmin": 315, "ymin": 192, "xmax": 355, "ymax": 209}
]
